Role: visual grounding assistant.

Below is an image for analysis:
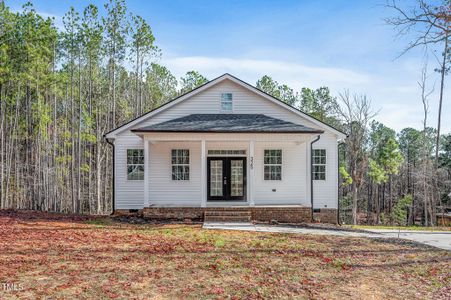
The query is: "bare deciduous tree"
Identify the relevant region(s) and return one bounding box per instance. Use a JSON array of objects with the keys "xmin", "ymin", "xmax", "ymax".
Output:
[
  {"xmin": 418, "ymin": 61, "xmax": 435, "ymax": 225},
  {"xmin": 385, "ymin": 0, "xmax": 450, "ymax": 165},
  {"xmin": 336, "ymin": 91, "xmax": 377, "ymax": 224}
]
